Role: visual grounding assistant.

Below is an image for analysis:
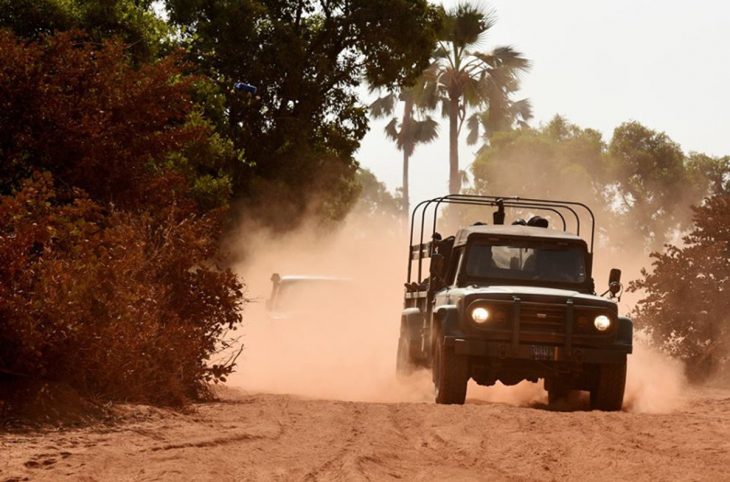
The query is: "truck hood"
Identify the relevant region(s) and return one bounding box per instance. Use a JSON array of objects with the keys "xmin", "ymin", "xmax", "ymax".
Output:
[{"xmin": 457, "ymin": 285, "xmax": 609, "ymax": 304}]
